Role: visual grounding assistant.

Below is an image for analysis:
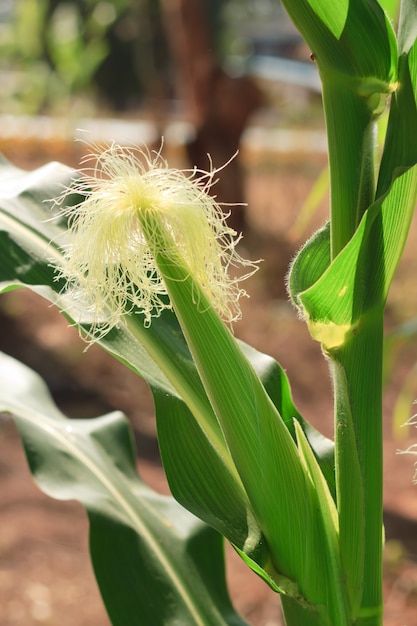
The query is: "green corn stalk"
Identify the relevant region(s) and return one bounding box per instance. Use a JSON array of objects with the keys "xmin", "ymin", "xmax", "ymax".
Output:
[{"xmin": 283, "ymin": 0, "xmax": 417, "ymax": 623}]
